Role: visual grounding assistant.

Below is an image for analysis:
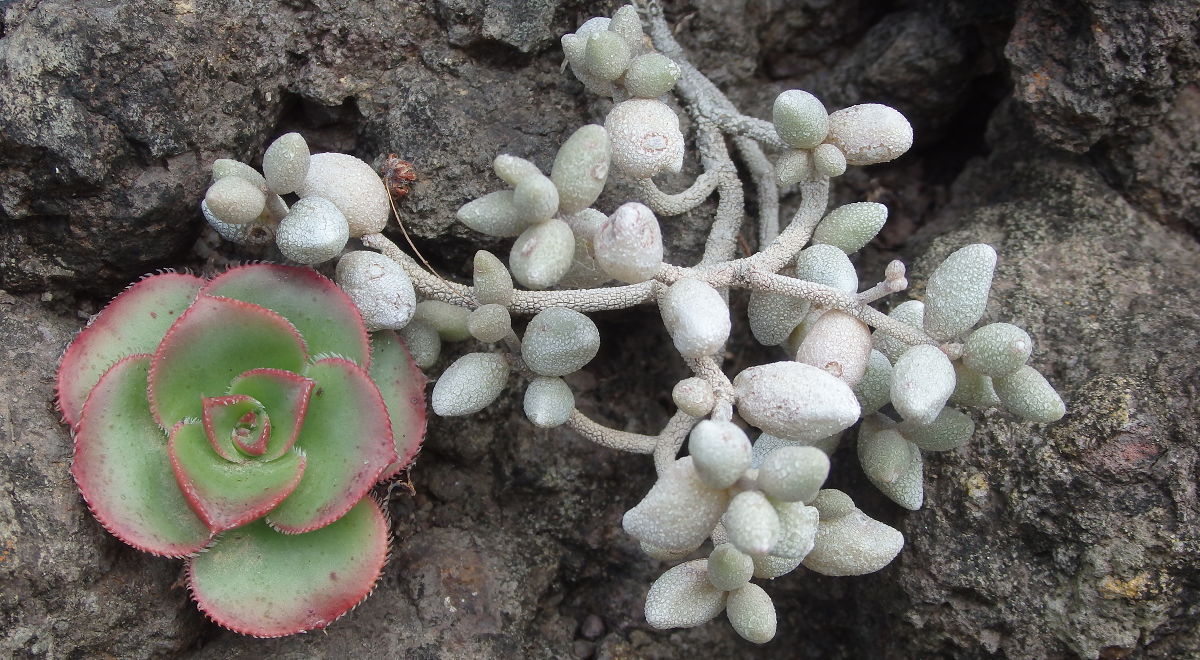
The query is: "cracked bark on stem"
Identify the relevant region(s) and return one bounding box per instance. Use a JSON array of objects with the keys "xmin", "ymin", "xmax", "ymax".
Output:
[
  {"xmin": 635, "ymin": 171, "xmax": 720, "ymax": 216},
  {"xmin": 565, "ymin": 409, "xmax": 659, "ymax": 454},
  {"xmin": 362, "ymin": 233, "xmax": 657, "ymax": 314},
  {"xmin": 653, "ymin": 410, "xmax": 702, "ymax": 476},
  {"xmin": 732, "ymin": 135, "xmax": 781, "ymax": 247}
]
